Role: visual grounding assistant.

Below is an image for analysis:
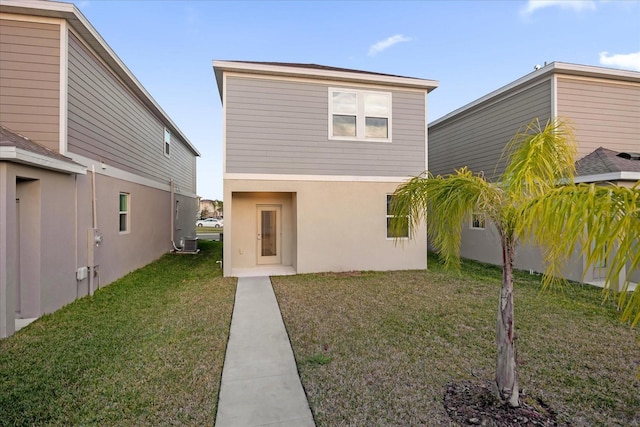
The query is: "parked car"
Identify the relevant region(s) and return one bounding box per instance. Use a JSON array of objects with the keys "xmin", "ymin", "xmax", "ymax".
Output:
[{"xmin": 196, "ymin": 218, "xmax": 222, "ymax": 227}]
